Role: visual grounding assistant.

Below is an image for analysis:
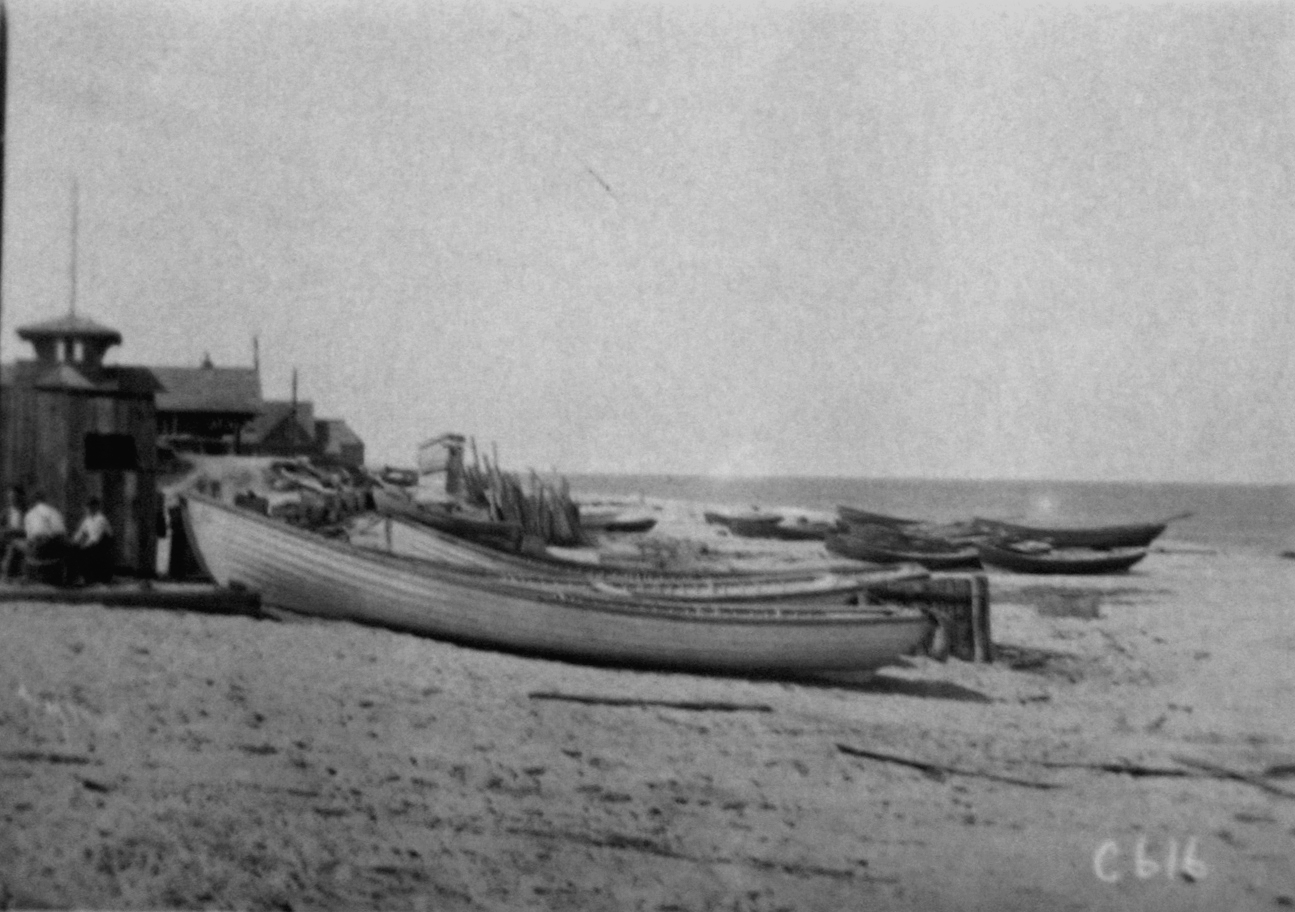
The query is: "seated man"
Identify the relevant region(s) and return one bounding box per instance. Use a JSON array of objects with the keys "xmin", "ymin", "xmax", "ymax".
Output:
[
  {"xmin": 23, "ymin": 491, "xmax": 68, "ymax": 583},
  {"xmin": 71, "ymin": 497, "xmax": 114, "ymax": 585}
]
